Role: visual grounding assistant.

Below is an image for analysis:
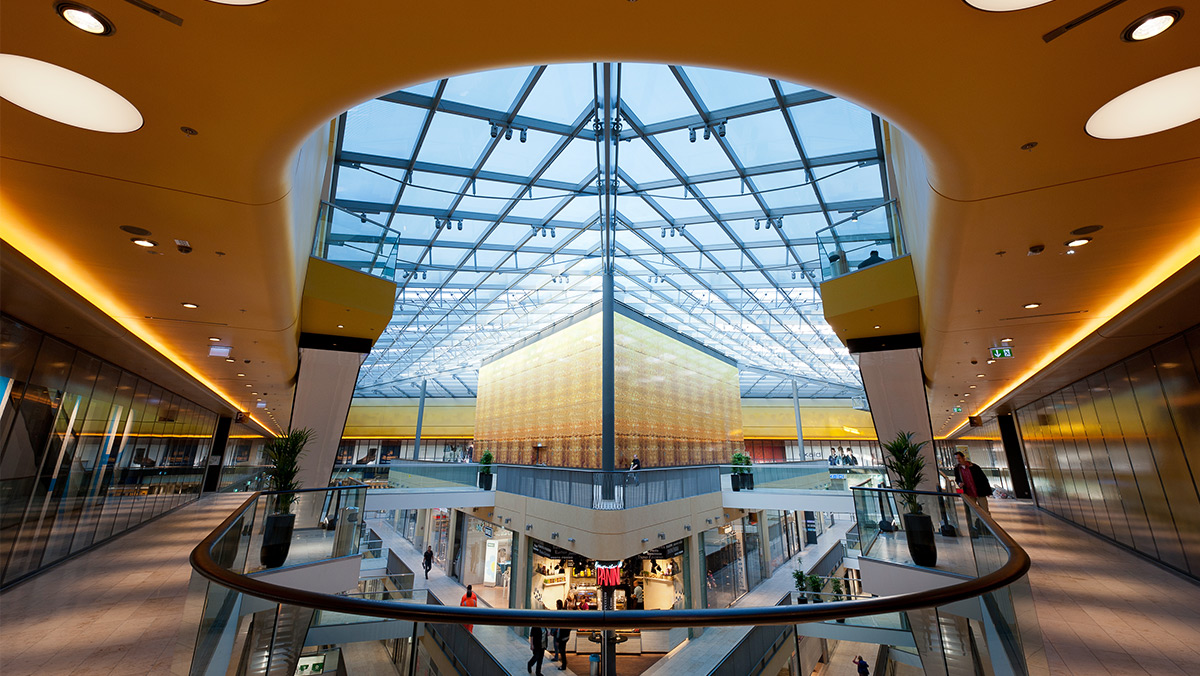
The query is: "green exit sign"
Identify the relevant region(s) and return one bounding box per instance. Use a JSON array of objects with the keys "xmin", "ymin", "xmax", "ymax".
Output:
[
  {"xmin": 990, "ymin": 347, "xmax": 1014, "ymax": 360},
  {"xmin": 954, "ymin": 406, "xmax": 963, "ymax": 413}
]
